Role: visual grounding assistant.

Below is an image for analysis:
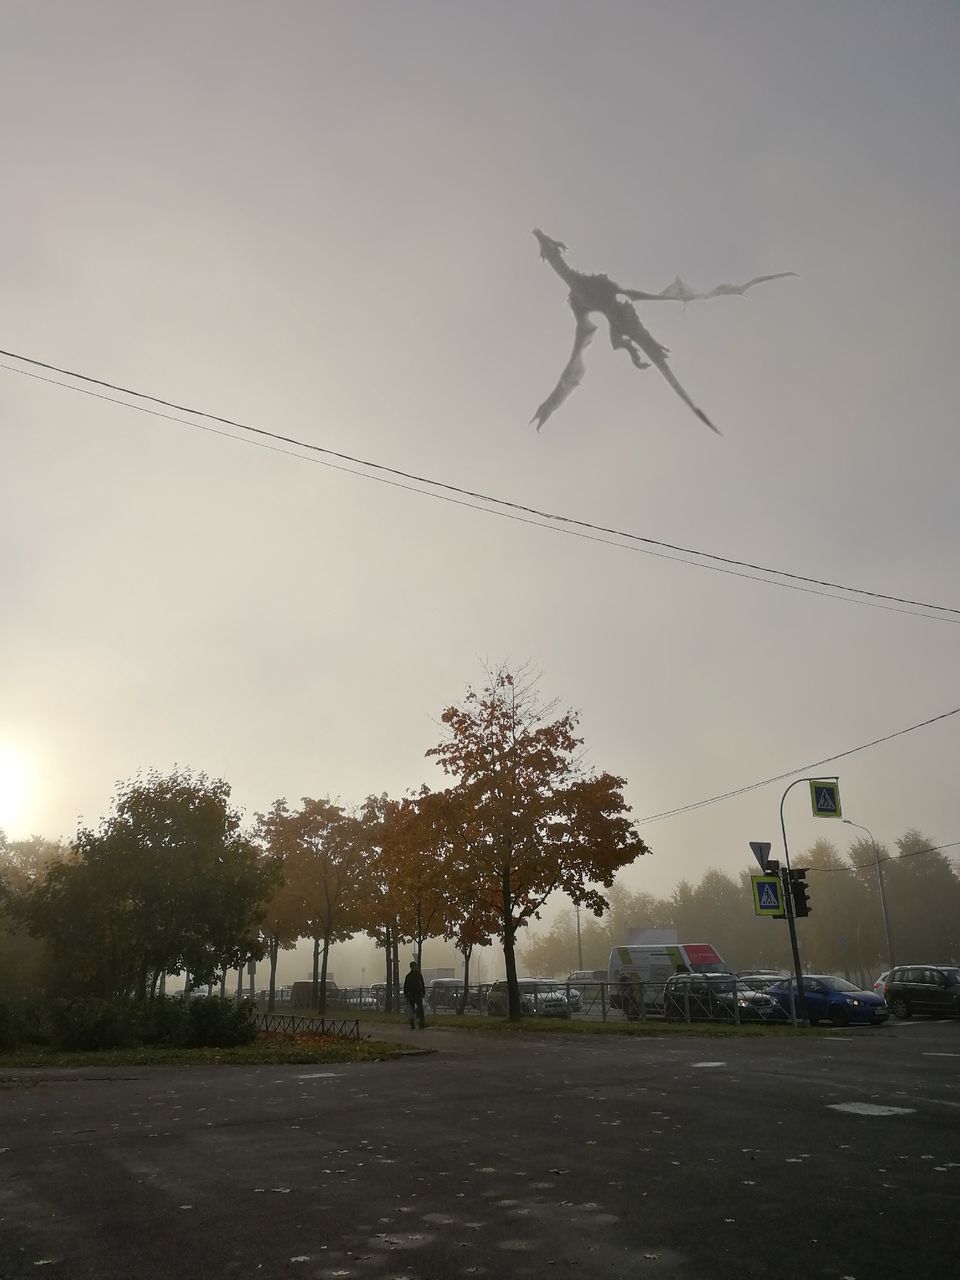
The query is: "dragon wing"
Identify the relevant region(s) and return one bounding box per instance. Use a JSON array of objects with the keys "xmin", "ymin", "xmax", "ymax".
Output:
[
  {"xmin": 621, "ymin": 276, "xmax": 705, "ymax": 303},
  {"xmin": 706, "ymin": 271, "xmax": 798, "ymax": 298},
  {"xmin": 530, "ymin": 301, "xmax": 598, "ymax": 432},
  {"xmin": 656, "ymin": 275, "xmax": 705, "ymax": 303}
]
